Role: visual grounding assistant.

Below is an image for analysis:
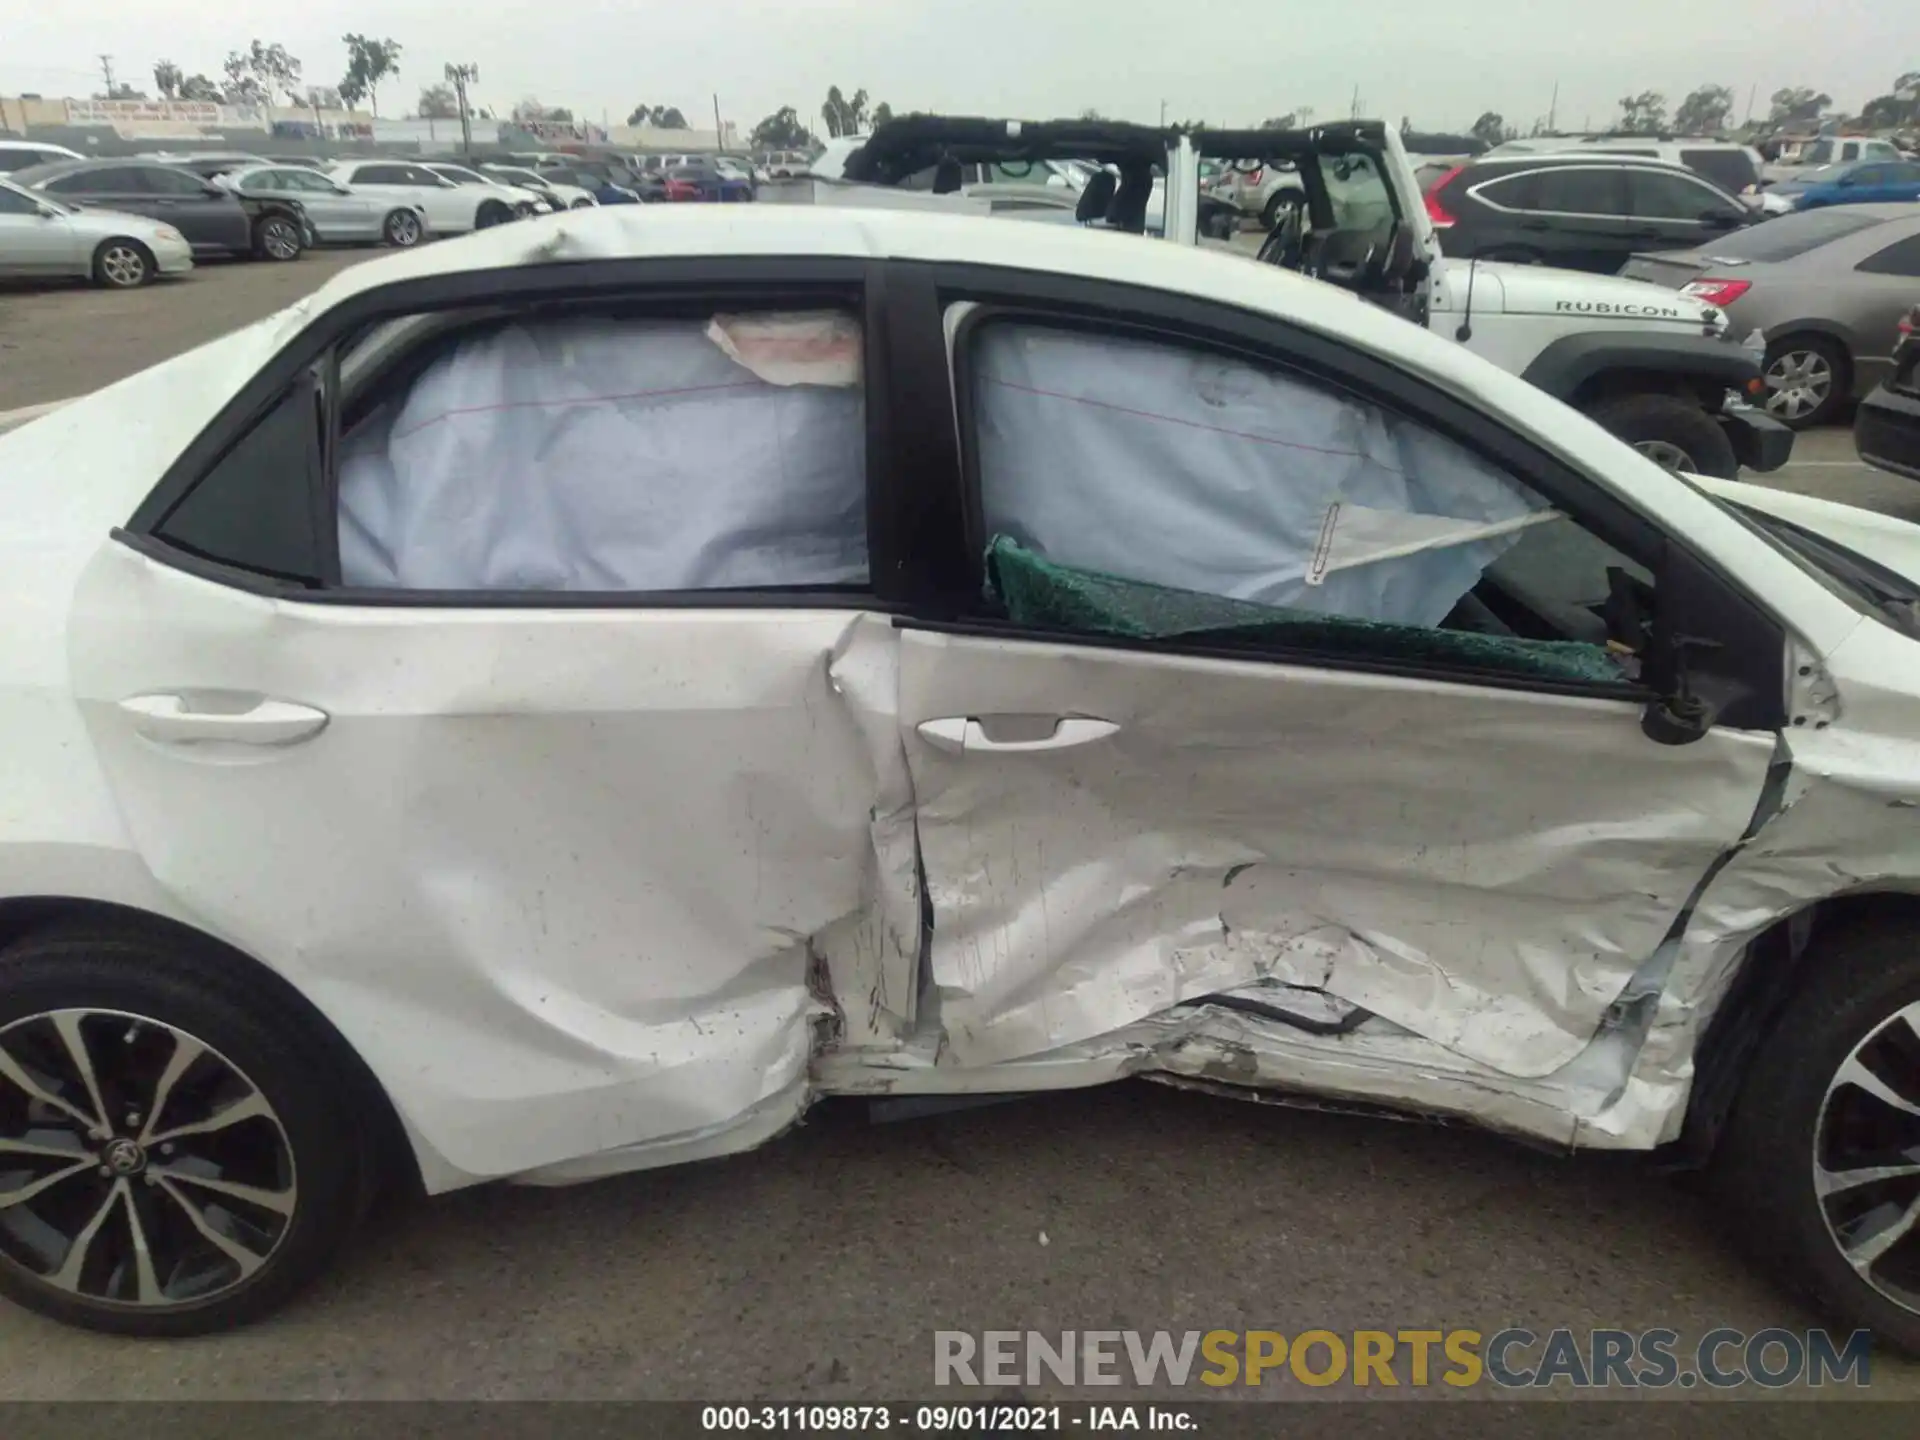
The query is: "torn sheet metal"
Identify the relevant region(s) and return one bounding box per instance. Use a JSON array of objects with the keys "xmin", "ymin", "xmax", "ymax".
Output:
[
  {"xmin": 70, "ymin": 547, "xmax": 914, "ymax": 1187},
  {"xmin": 897, "ymin": 625, "xmax": 1776, "ymax": 1079}
]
